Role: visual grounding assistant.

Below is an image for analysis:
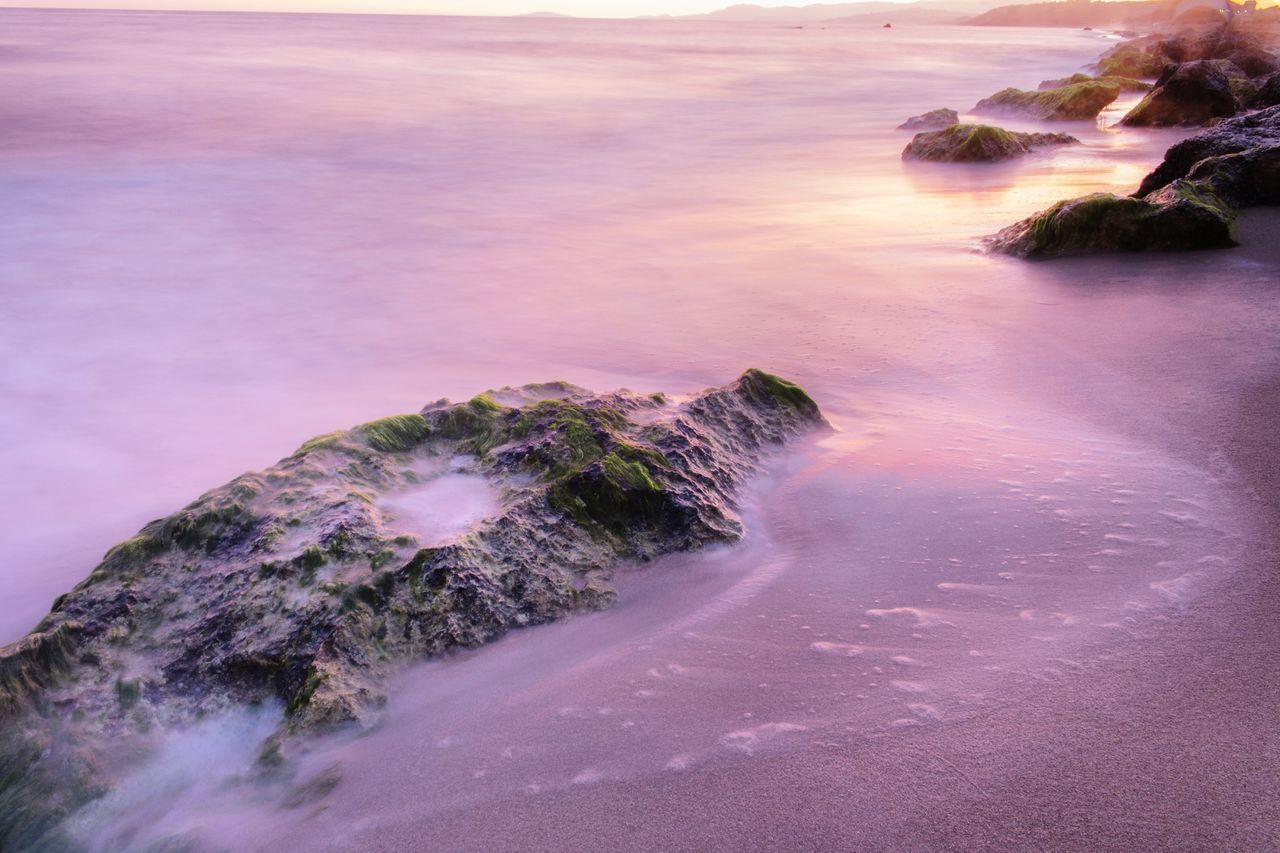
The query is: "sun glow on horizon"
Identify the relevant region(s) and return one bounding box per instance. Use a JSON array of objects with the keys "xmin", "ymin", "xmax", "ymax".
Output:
[{"xmin": 6, "ymin": 0, "xmax": 756, "ymax": 16}]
